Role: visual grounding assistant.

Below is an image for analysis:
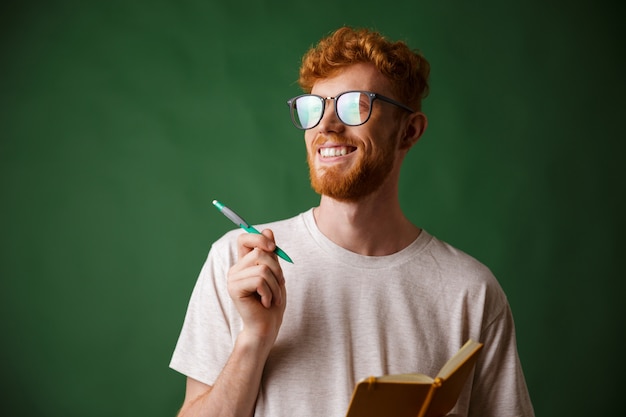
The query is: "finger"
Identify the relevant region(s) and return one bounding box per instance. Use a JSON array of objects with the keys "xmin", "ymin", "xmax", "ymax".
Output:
[
  {"xmin": 260, "ymin": 229, "xmax": 276, "ymax": 249},
  {"xmin": 238, "ymin": 240, "xmax": 284, "ymax": 285},
  {"xmin": 236, "ymin": 231, "xmax": 276, "ymax": 260},
  {"xmin": 229, "ymin": 258, "xmax": 284, "ymax": 307},
  {"xmin": 249, "ymin": 262, "xmax": 283, "ymax": 307},
  {"xmin": 253, "ymin": 246, "xmax": 285, "ymax": 287},
  {"xmin": 229, "ymin": 245, "xmax": 284, "ymax": 291},
  {"xmin": 254, "ymin": 278, "xmax": 273, "ymax": 308},
  {"xmin": 258, "ymin": 230, "xmax": 286, "ymax": 285}
]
